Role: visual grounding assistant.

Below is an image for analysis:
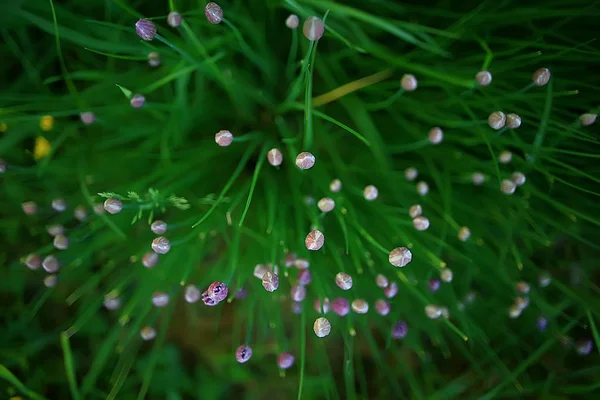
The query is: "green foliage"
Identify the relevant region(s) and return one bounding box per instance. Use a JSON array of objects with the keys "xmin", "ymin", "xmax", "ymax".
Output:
[{"xmin": 1, "ymin": 0, "xmax": 600, "ymax": 399}]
